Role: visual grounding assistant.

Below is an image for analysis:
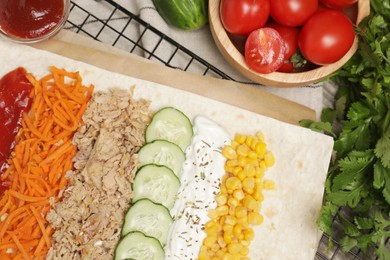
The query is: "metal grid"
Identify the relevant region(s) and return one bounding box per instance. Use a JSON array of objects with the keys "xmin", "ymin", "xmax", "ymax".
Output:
[{"xmin": 65, "ymin": 1, "xmax": 385, "ymax": 259}]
